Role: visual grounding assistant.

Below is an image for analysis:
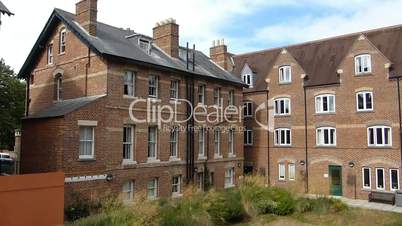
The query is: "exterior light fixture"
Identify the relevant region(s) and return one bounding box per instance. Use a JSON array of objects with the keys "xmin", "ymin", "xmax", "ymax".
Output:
[
  {"xmin": 300, "ymin": 160, "xmax": 306, "ymax": 166},
  {"xmin": 348, "ymin": 161, "xmax": 355, "ymax": 168},
  {"xmin": 106, "ymin": 174, "xmax": 114, "ymax": 182}
]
